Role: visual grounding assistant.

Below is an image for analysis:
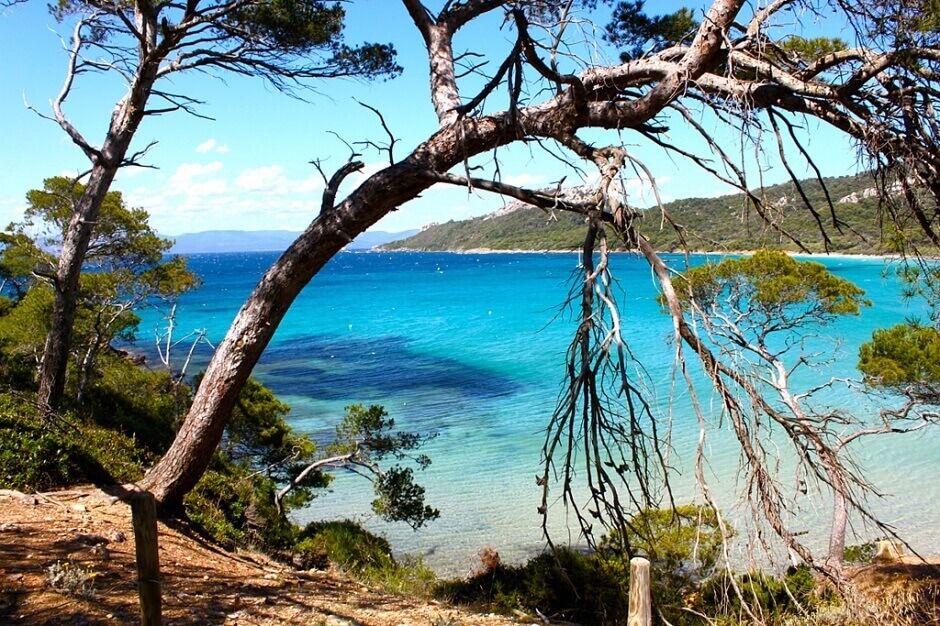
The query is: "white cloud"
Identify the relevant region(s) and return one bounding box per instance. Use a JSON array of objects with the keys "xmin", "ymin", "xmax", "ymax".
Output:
[
  {"xmin": 0, "ymin": 195, "xmax": 24, "ymax": 226},
  {"xmin": 124, "ymin": 161, "xmax": 369, "ymax": 234},
  {"xmin": 187, "ymin": 178, "xmax": 229, "ymax": 197},
  {"xmin": 503, "ymin": 173, "xmax": 546, "ymax": 188},
  {"xmin": 290, "ymin": 174, "xmax": 326, "ymax": 194},
  {"xmin": 196, "ymin": 139, "xmax": 230, "ymax": 154},
  {"xmin": 169, "ymin": 161, "xmax": 223, "ymax": 186},
  {"xmin": 236, "ymin": 165, "xmax": 286, "ymax": 191},
  {"xmin": 58, "ymin": 169, "xmax": 90, "ymax": 183},
  {"xmin": 196, "ymin": 139, "xmax": 217, "ymax": 153}
]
